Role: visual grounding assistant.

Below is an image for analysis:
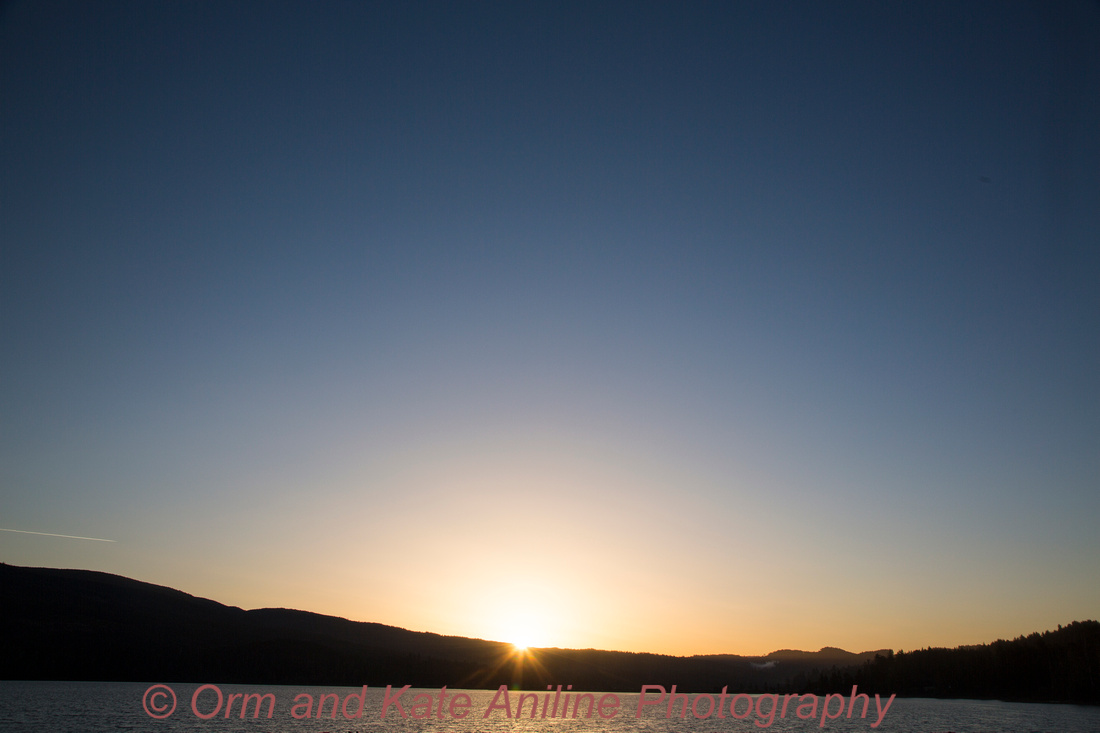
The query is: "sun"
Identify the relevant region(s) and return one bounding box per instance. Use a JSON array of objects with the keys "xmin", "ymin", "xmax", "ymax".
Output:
[
  {"xmin": 497, "ymin": 615, "xmax": 548, "ymax": 652},
  {"xmin": 506, "ymin": 626, "xmax": 539, "ymax": 651},
  {"xmin": 474, "ymin": 586, "xmax": 564, "ymax": 652}
]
